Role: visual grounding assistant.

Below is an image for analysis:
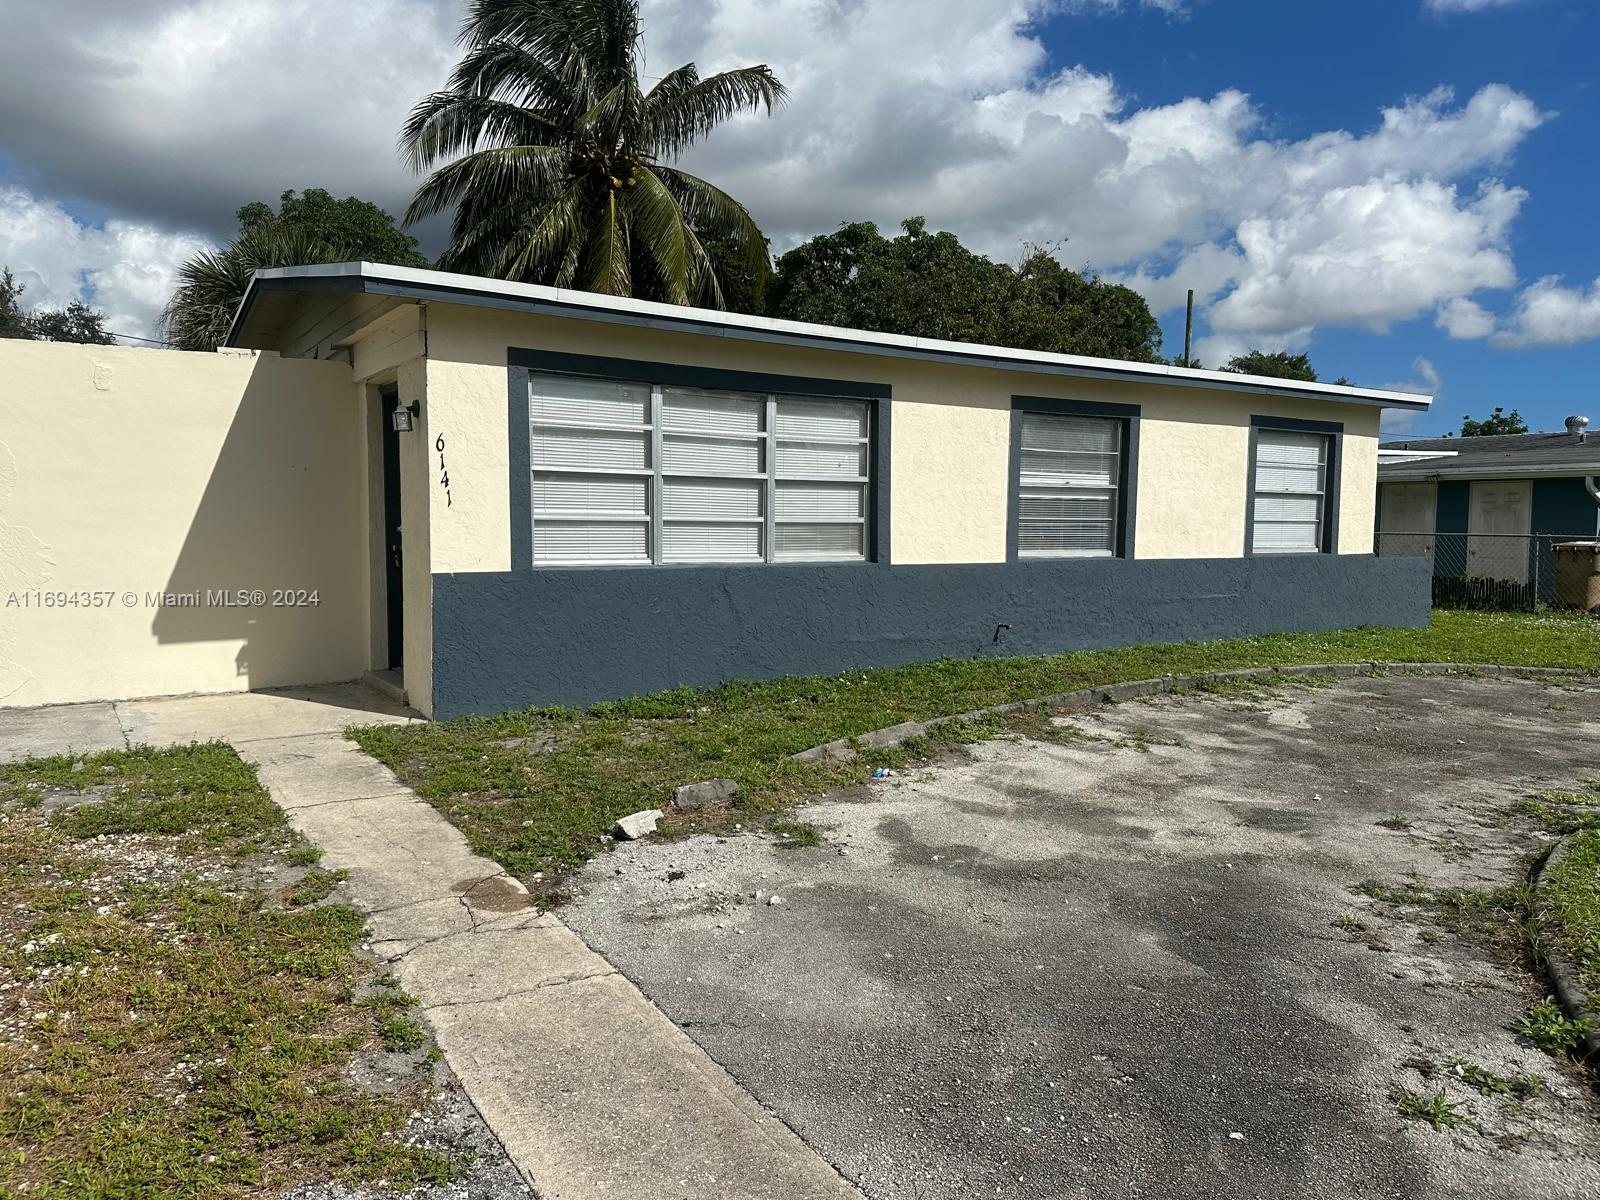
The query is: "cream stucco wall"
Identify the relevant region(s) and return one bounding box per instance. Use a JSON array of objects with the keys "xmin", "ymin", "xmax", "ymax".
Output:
[
  {"xmin": 421, "ymin": 304, "xmax": 1383, "ymax": 567},
  {"xmin": 395, "ymin": 357, "xmax": 434, "ymax": 715},
  {"xmin": 0, "ymin": 341, "xmax": 370, "ymax": 708}
]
